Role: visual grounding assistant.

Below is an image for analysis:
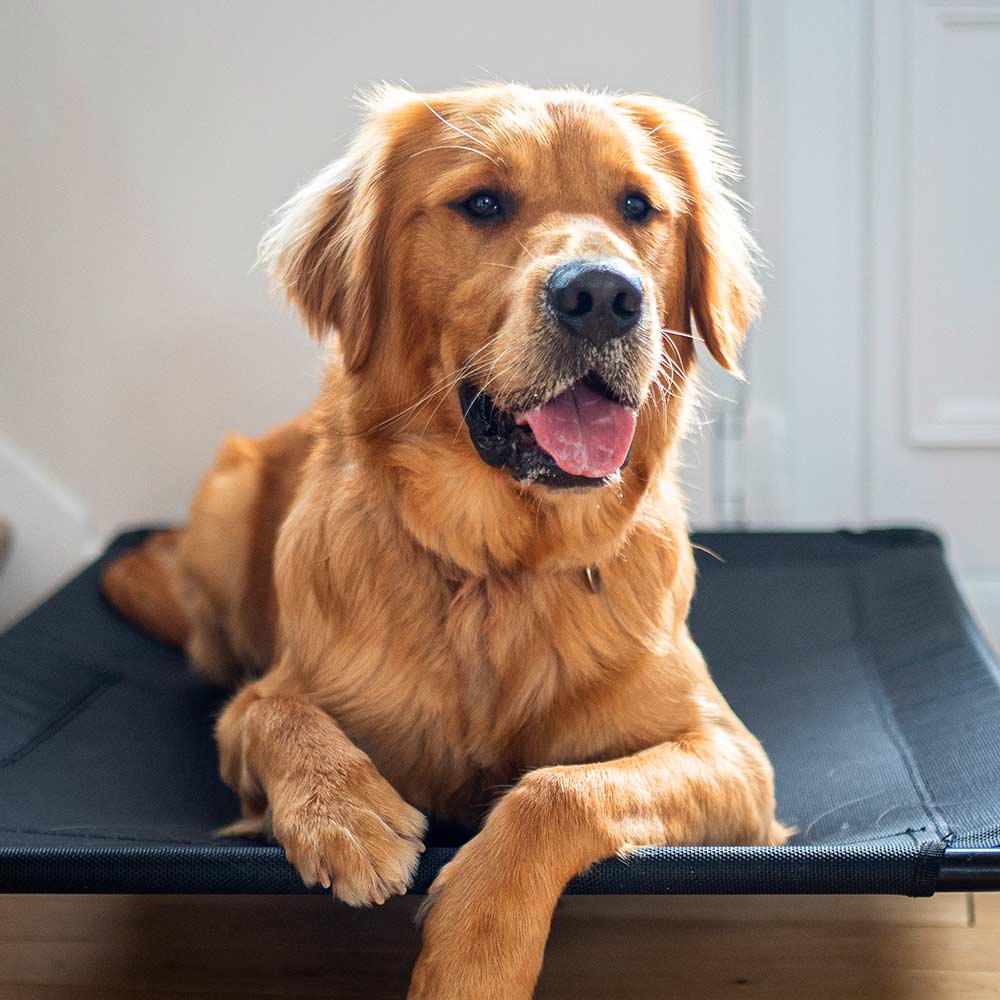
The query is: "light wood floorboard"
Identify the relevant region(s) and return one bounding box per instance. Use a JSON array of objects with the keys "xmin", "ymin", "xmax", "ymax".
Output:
[{"xmin": 0, "ymin": 893, "xmax": 997, "ymax": 998}]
